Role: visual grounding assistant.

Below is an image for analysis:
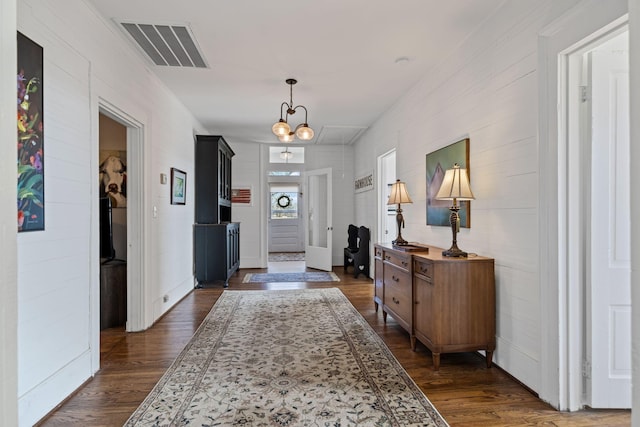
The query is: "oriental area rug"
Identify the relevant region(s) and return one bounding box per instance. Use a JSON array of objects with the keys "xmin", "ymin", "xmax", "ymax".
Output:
[
  {"xmin": 242, "ymin": 271, "xmax": 340, "ymax": 283},
  {"xmin": 125, "ymin": 288, "xmax": 448, "ymax": 426}
]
